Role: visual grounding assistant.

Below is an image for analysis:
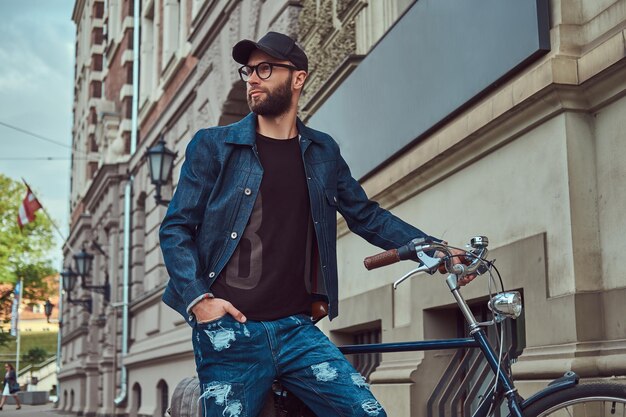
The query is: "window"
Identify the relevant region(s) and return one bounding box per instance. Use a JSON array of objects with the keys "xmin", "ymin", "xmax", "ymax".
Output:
[
  {"xmin": 107, "ymin": 0, "xmax": 120, "ymax": 43},
  {"xmin": 130, "ymin": 383, "xmax": 141, "ymax": 417},
  {"xmin": 140, "ymin": 3, "xmax": 156, "ymax": 105},
  {"xmin": 156, "ymin": 380, "xmax": 169, "ymax": 417},
  {"xmin": 425, "ymin": 296, "xmax": 526, "ymax": 417},
  {"xmin": 162, "ymin": 0, "xmax": 181, "ymax": 68},
  {"xmin": 350, "ymin": 327, "xmax": 382, "ymax": 382}
]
